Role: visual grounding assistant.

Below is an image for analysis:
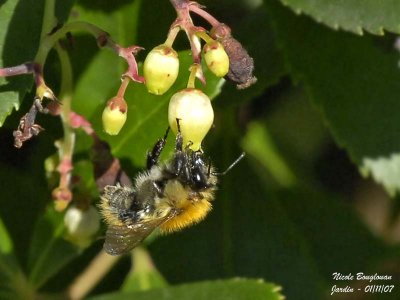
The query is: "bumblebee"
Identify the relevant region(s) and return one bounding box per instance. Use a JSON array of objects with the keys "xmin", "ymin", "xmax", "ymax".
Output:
[{"xmin": 99, "ymin": 124, "xmax": 243, "ymax": 255}]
